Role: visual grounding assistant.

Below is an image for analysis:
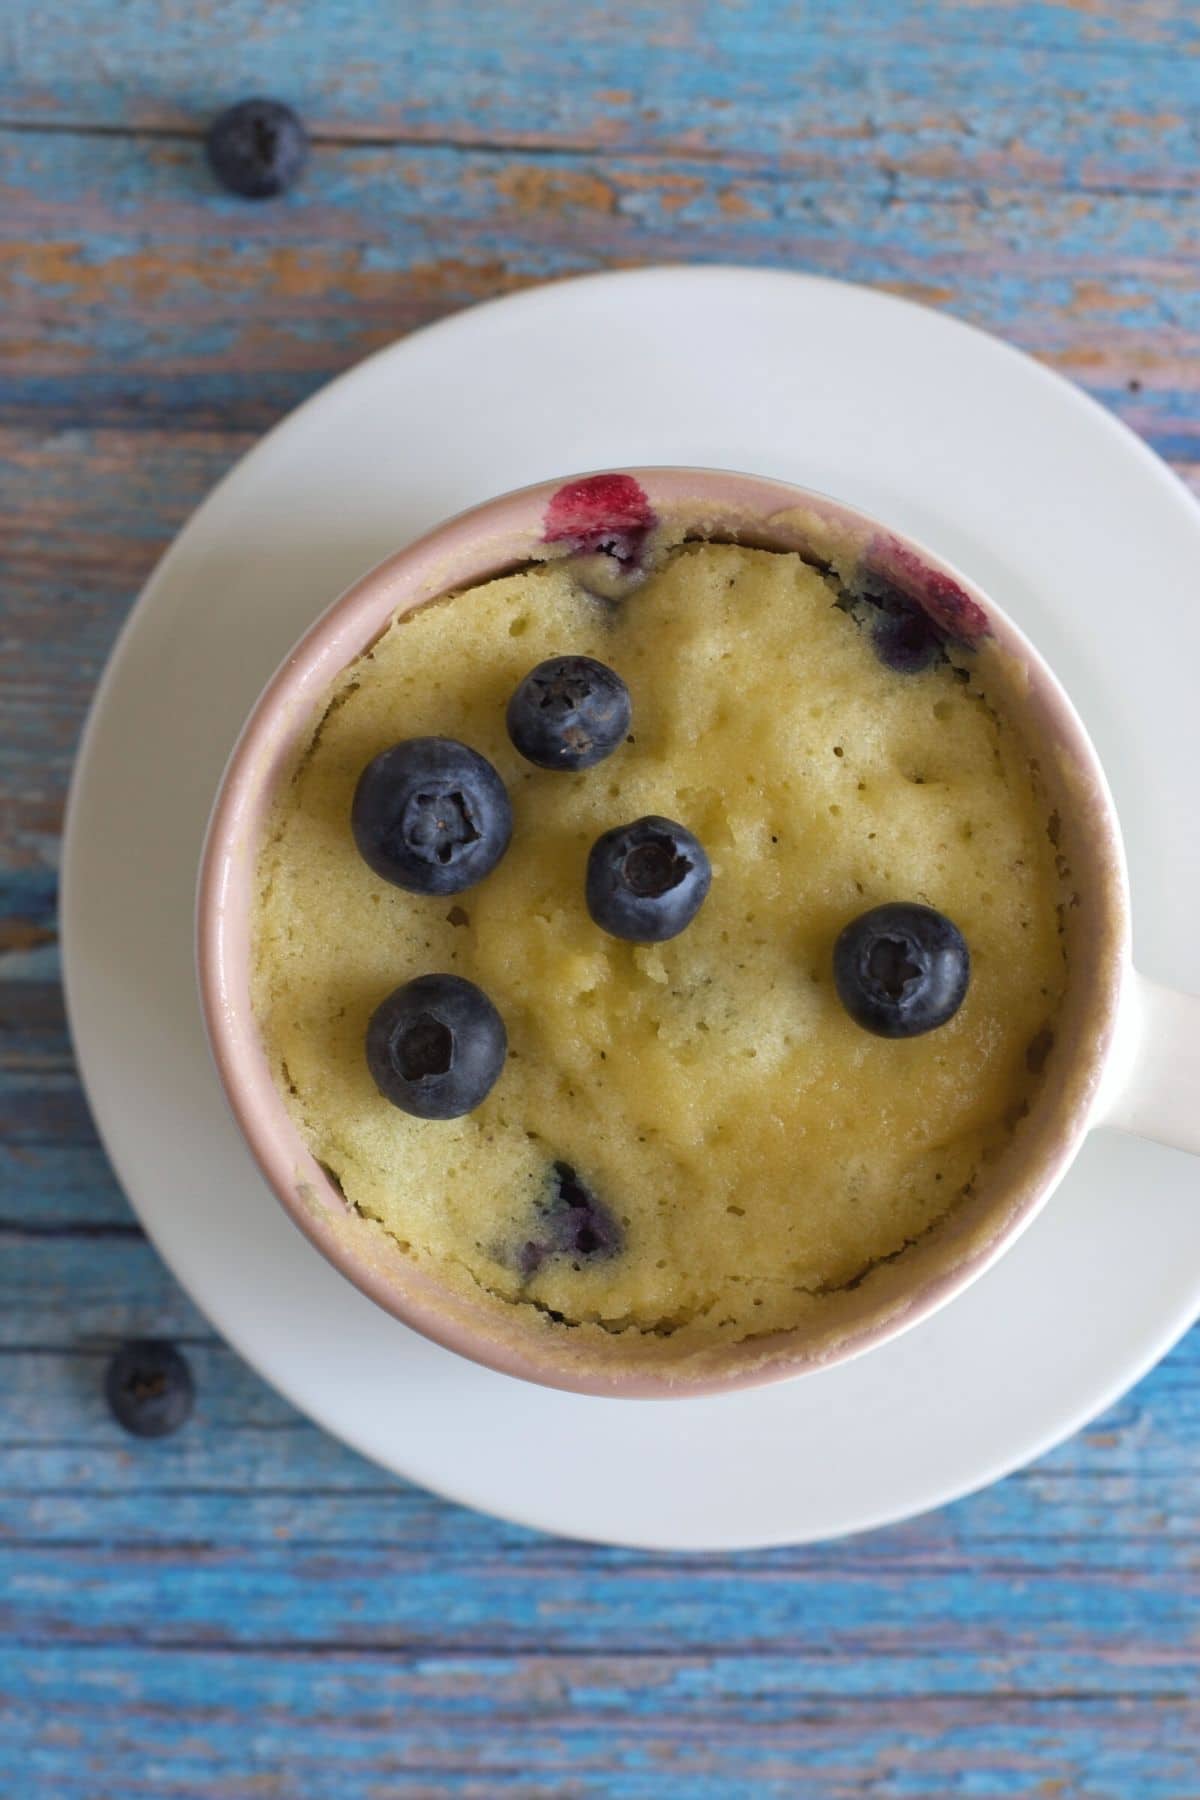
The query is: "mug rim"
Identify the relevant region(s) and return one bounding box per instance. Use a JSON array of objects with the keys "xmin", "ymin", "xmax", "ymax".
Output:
[{"xmin": 197, "ymin": 466, "xmax": 1132, "ymax": 1397}]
